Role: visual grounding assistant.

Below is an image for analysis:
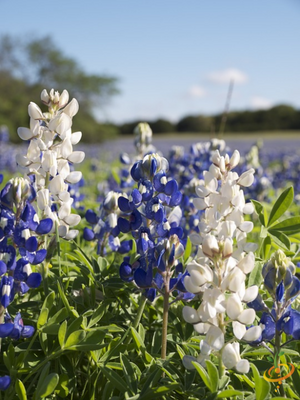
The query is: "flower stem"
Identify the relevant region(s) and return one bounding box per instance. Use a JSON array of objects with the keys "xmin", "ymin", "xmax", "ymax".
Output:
[
  {"xmin": 275, "ymin": 329, "xmax": 285, "ymax": 397},
  {"xmin": 218, "ymin": 313, "xmax": 225, "ymax": 378}
]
